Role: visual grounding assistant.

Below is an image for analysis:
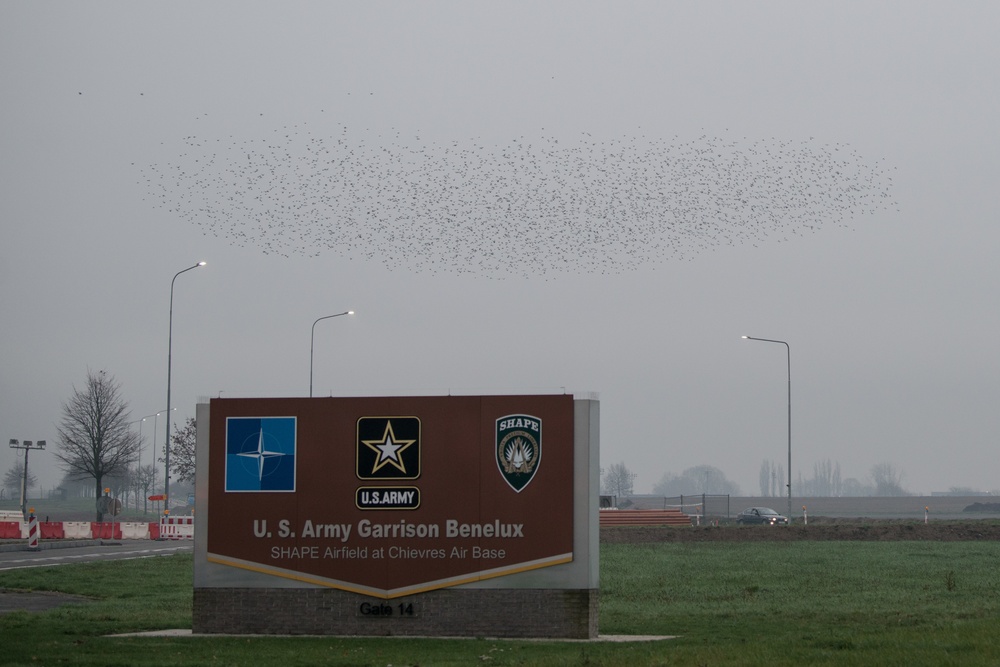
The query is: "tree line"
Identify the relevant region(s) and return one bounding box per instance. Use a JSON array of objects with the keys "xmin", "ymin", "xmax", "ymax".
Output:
[
  {"xmin": 601, "ymin": 461, "xmax": 741, "ymax": 498},
  {"xmin": 2, "ymin": 369, "xmax": 198, "ymax": 521},
  {"xmin": 601, "ymin": 458, "xmax": 916, "ymax": 499},
  {"xmin": 760, "ymin": 458, "xmax": 910, "ymax": 497}
]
